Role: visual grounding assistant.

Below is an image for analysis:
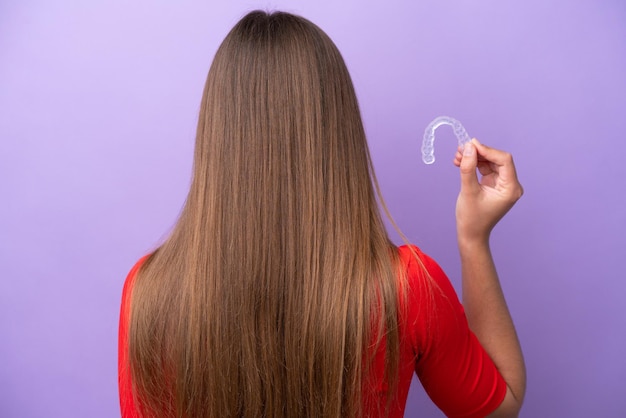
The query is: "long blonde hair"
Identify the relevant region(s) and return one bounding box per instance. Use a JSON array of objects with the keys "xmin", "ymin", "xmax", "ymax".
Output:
[{"xmin": 128, "ymin": 10, "xmax": 404, "ymax": 417}]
